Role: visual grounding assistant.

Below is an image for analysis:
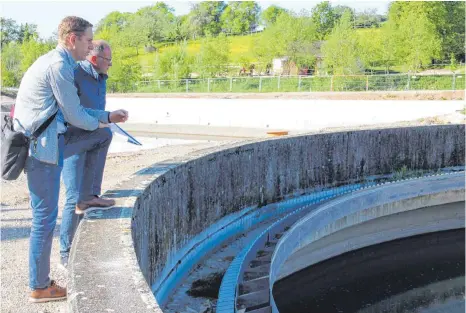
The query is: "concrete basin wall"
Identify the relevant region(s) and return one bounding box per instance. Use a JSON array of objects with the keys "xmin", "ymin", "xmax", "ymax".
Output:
[{"xmin": 131, "ymin": 125, "xmax": 465, "ymax": 306}]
